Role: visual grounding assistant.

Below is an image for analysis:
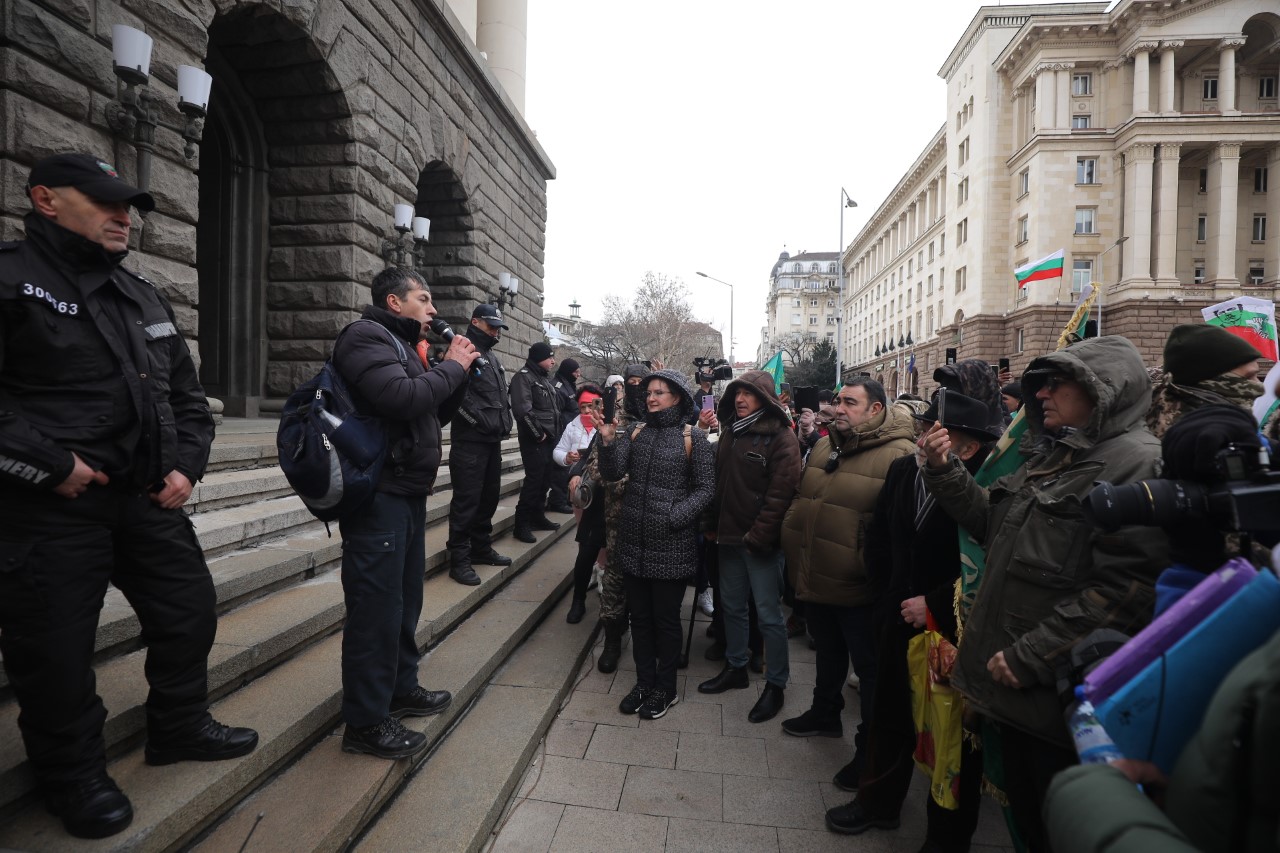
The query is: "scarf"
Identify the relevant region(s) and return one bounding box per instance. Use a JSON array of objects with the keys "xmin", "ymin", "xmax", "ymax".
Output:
[{"xmin": 730, "ymin": 409, "xmax": 765, "ymax": 435}]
